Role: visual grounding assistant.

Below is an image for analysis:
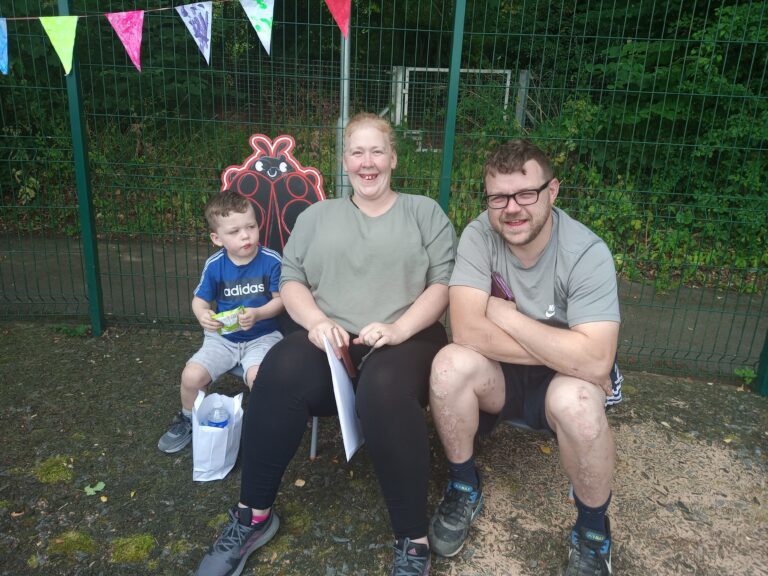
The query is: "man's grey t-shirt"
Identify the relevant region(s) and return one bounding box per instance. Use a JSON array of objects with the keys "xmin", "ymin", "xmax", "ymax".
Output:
[{"xmin": 450, "ymin": 207, "xmax": 620, "ymax": 328}]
